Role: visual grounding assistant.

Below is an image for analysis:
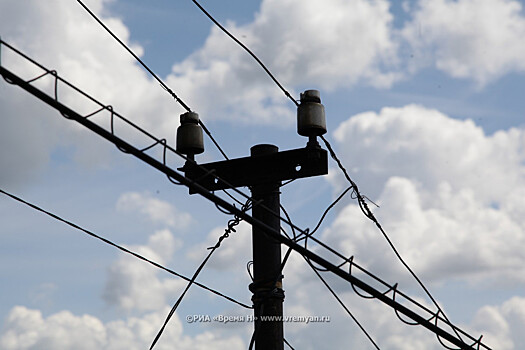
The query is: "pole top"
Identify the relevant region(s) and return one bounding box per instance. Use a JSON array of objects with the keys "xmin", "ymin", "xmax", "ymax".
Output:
[{"xmin": 250, "ymin": 144, "xmax": 278, "ymax": 156}]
